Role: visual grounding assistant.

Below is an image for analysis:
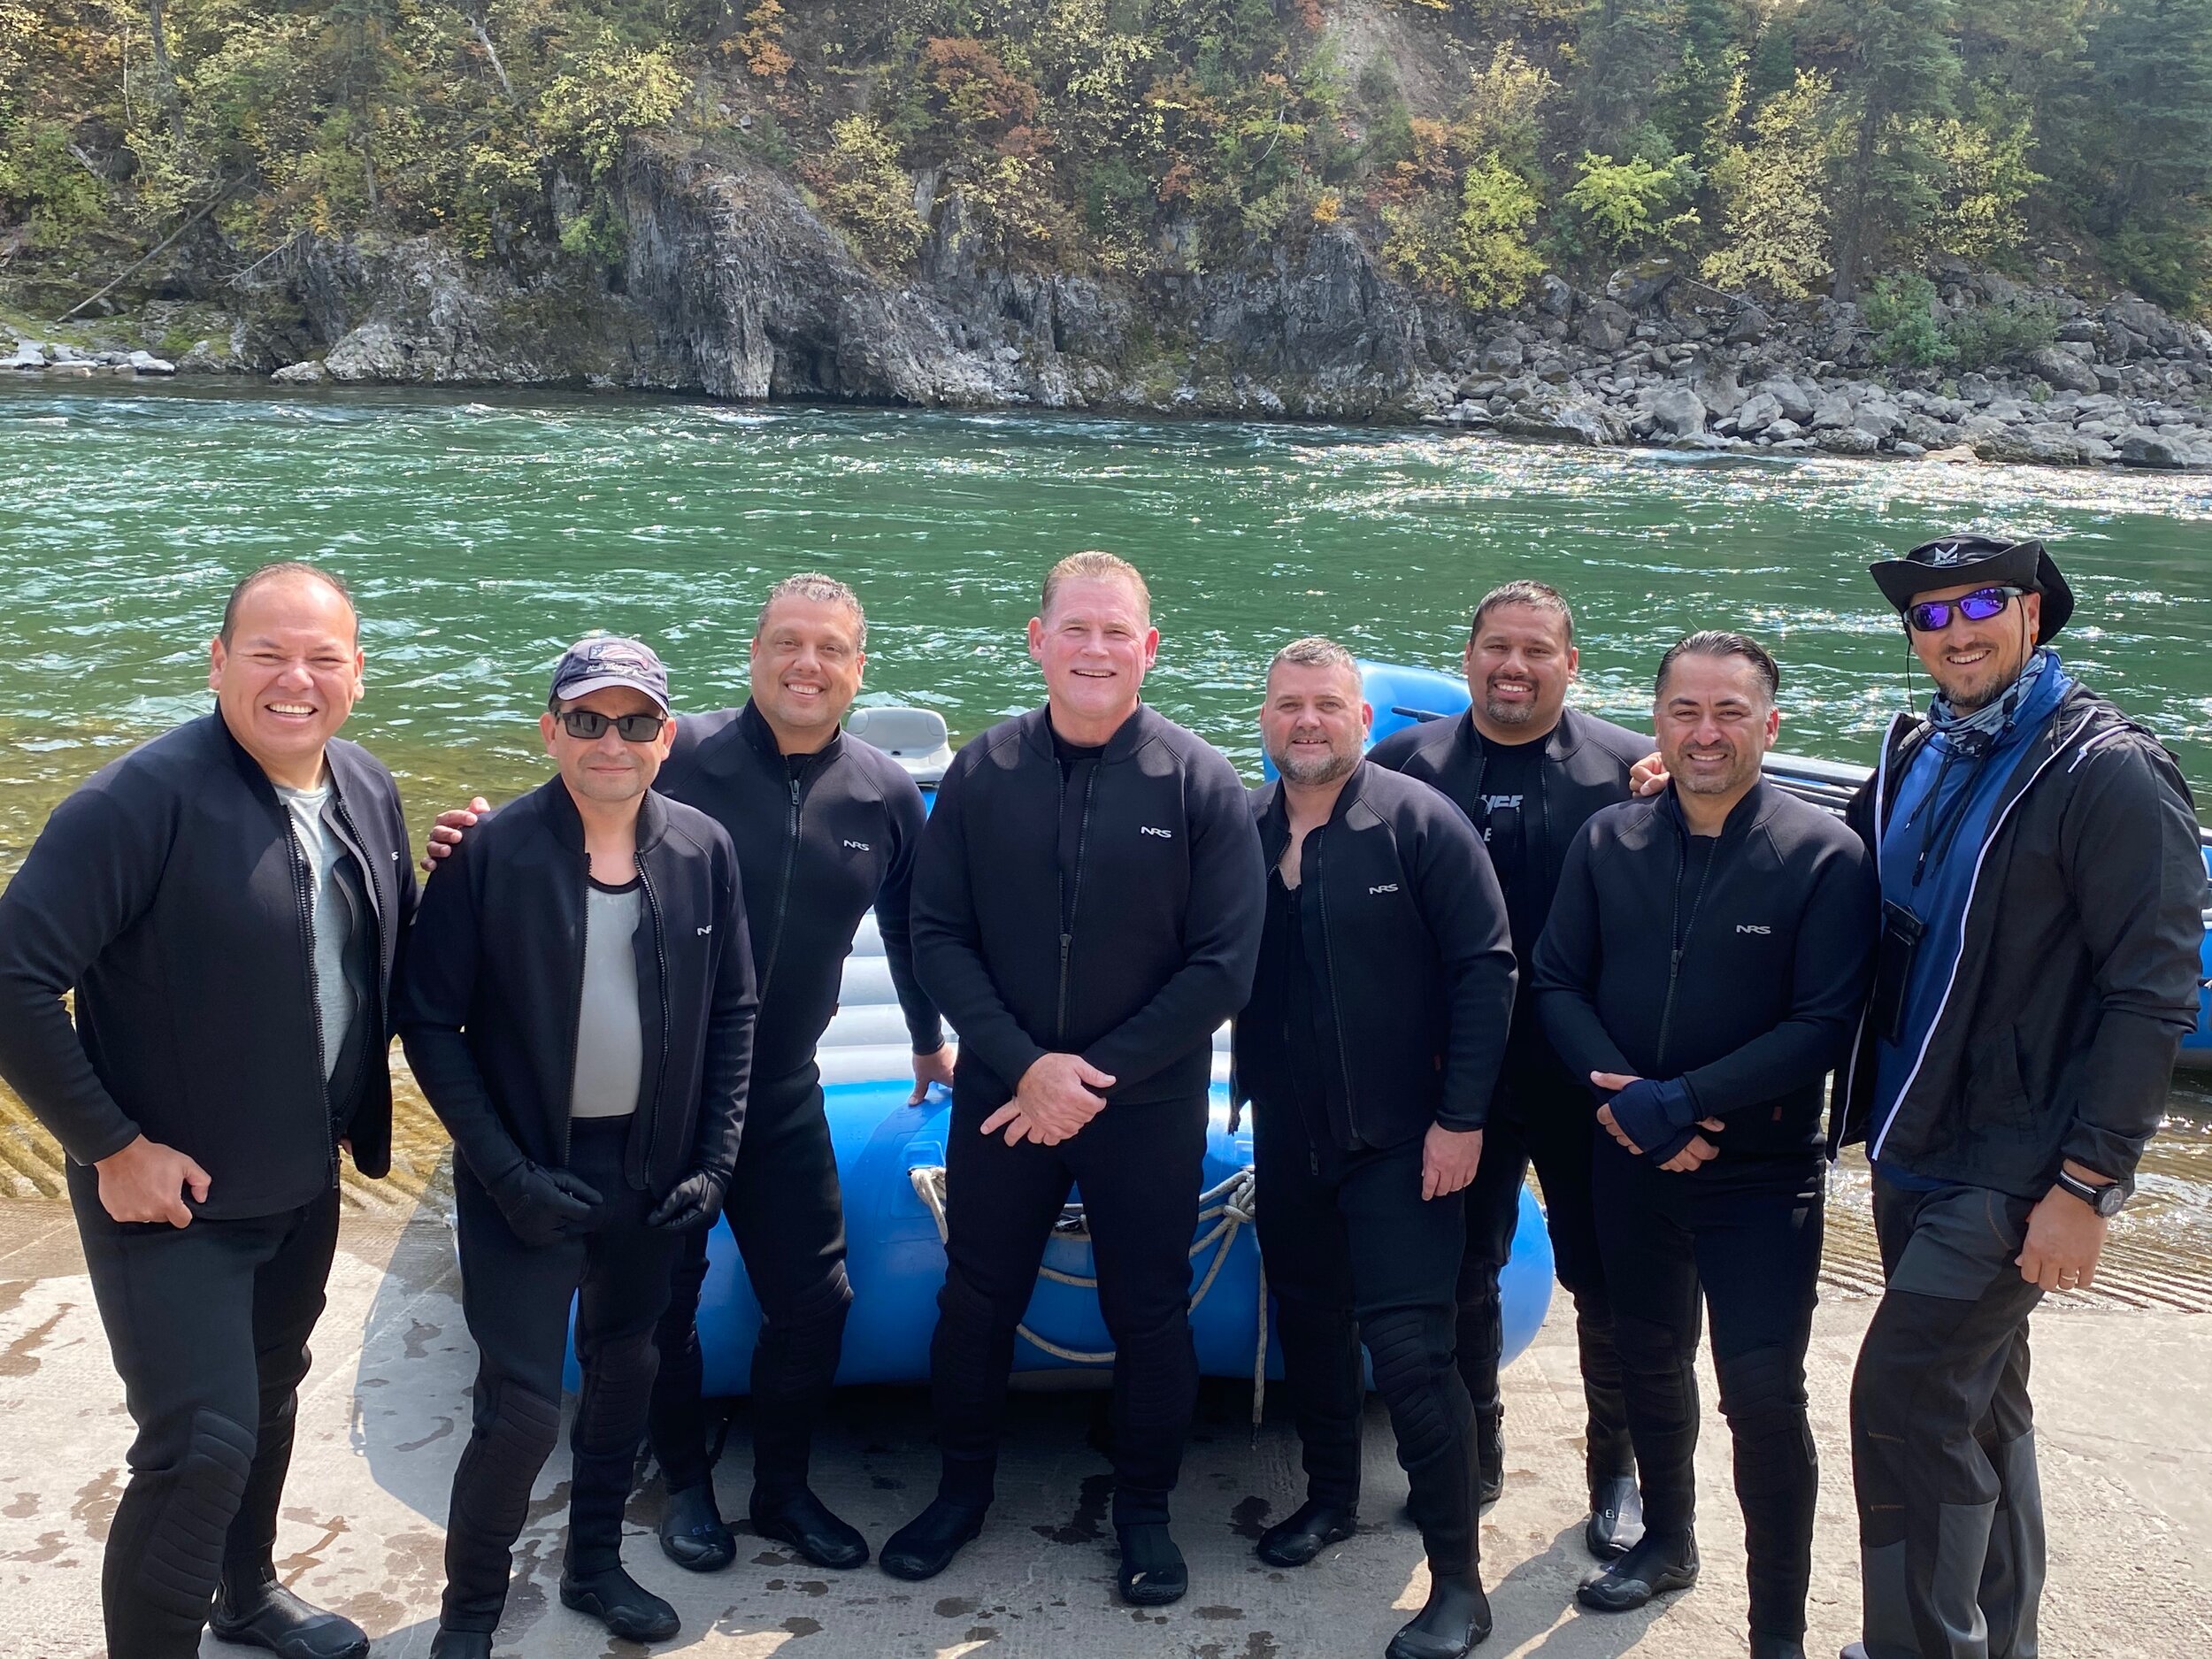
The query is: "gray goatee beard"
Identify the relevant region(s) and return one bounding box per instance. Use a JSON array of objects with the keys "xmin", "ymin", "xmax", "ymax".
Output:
[
  {"xmin": 1483, "ymin": 689, "xmax": 1540, "ymax": 726},
  {"xmin": 1273, "ymin": 747, "xmax": 1359, "ymax": 786}
]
